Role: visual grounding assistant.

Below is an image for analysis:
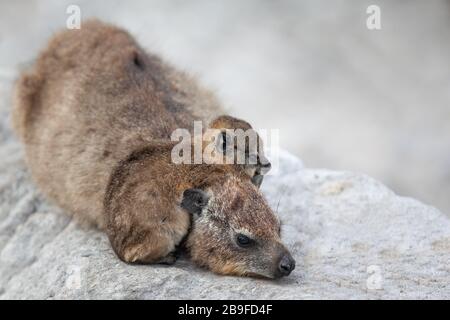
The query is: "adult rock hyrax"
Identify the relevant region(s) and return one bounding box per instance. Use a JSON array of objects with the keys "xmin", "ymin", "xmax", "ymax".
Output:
[{"xmin": 12, "ymin": 20, "xmax": 295, "ymax": 278}]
